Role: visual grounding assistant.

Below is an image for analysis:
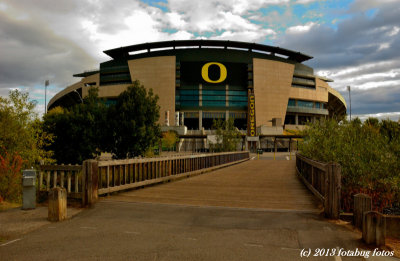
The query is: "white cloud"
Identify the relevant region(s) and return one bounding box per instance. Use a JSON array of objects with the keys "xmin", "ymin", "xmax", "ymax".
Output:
[
  {"xmin": 388, "ymin": 26, "xmax": 400, "ymax": 36},
  {"xmin": 286, "ymin": 22, "xmax": 317, "ymax": 34},
  {"xmin": 296, "ymin": 0, "xmax": 319, "ymax": 4},
  {"xmin": 353, "ymin": 112, "xmax": 400, "ymax": 122}
]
